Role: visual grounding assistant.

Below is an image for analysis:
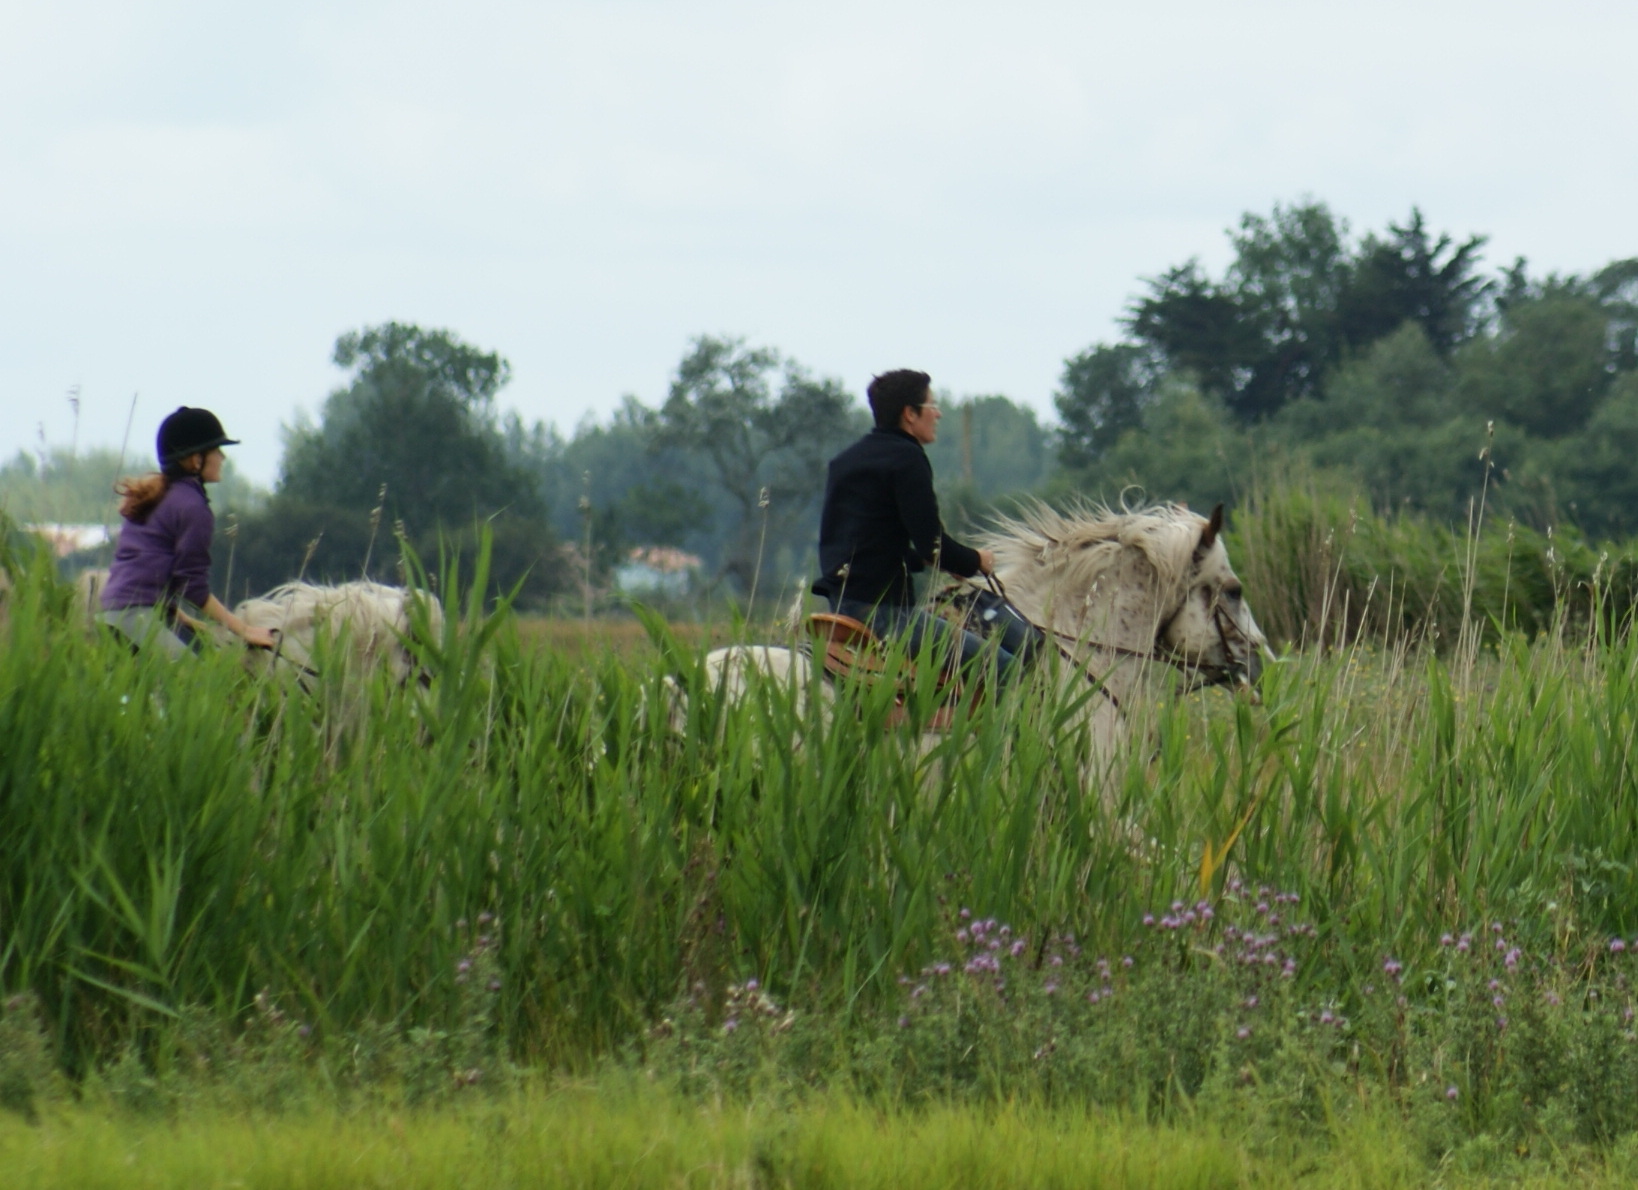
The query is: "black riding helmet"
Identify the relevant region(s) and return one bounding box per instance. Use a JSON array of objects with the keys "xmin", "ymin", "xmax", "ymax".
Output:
[{"xmin": 157, "ymin": 406, "xmax": 240, "ymax": 466}]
